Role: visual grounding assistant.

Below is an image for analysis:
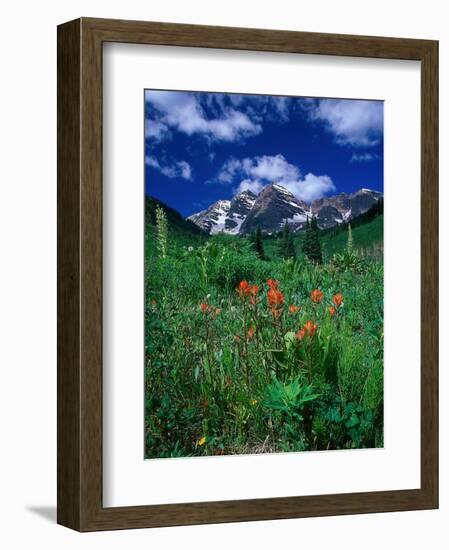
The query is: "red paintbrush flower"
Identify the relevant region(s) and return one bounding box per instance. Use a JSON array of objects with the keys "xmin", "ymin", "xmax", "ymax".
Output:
[
  {"xmin": 296, "ymin": 320, "xmax": 318, "ymax": 340},
  {"xmin": 249, "ymin": 284, "xmax": 259, "ymax": 305},
  {"xmin": 310, "ymin": 289, "xmax": 324, "ymax": 303},
  {"xmin": 236, "ymin": 280, "xmax": 251, "ymax": 298},
  {"xmin": 267, "ymin": 288, "xmax": 285, "ymax": 308},
  {"xmin": 267, "ymin": 278, "xmax": 279, "ymax": 290},
  {"xmin": 303, "ymin": 320, "xmax": 318, "ymax": 337},
  {"xmin": 267, "ymin": 288, "xmax": 285, "ymax": 319},
  {"xmin": 332, "ymin": 293, "xmax": 344, "ymax": 308}
]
